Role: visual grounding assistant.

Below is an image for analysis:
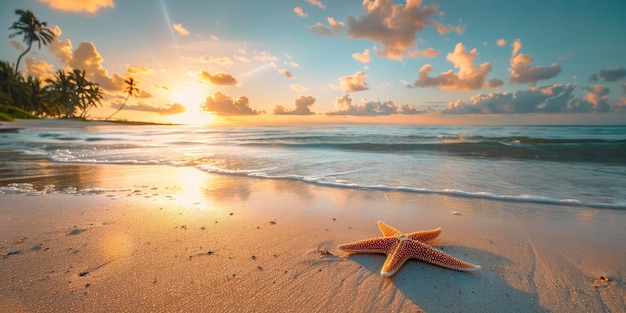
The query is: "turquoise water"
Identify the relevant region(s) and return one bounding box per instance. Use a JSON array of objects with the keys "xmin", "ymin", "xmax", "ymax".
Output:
[{"xmin": 1, "ymin": 124, "xmax": 625, "ymax": 209}]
